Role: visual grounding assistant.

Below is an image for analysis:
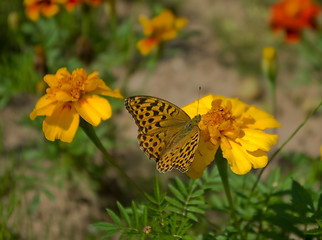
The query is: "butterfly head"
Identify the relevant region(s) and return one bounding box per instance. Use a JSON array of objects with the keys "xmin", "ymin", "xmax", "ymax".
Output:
[{"xmin": 192, "ymin": 114, "xmax": 201, "ymax": 126}]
